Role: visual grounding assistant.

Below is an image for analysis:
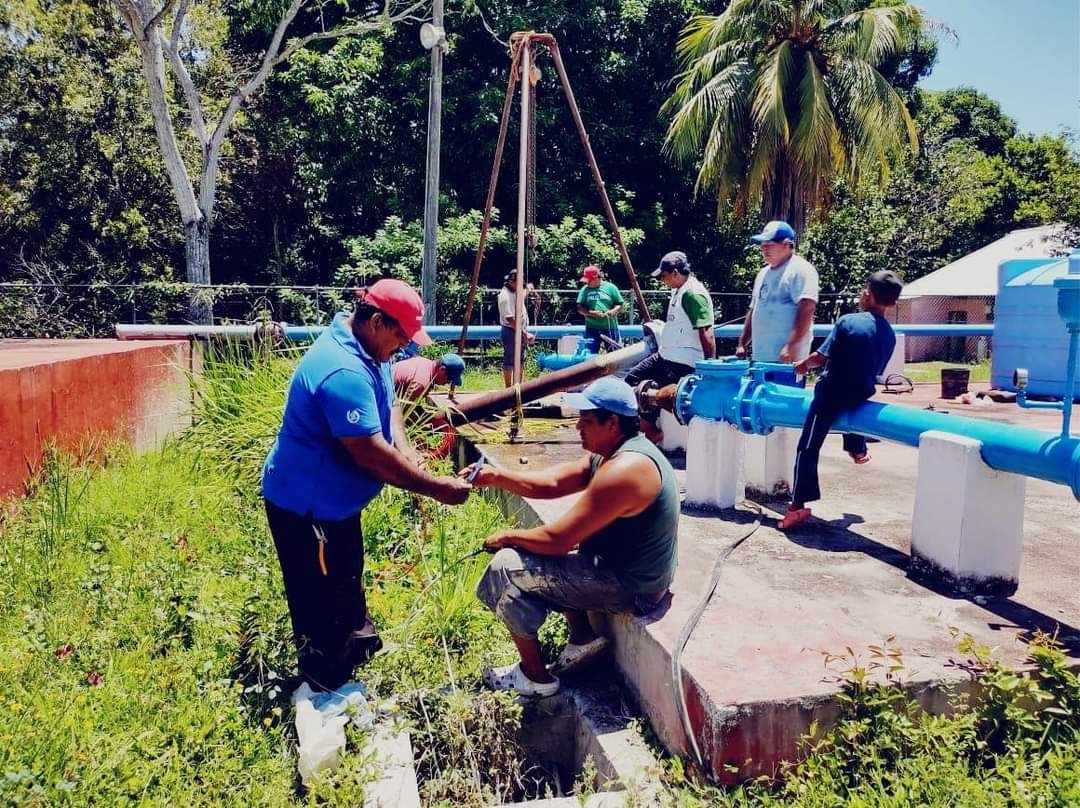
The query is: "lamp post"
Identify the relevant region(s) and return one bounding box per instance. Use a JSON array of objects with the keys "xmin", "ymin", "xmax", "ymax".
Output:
[{"xmin": 420, "ymin": 11, "xmax": 447, "ymax": 325}]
